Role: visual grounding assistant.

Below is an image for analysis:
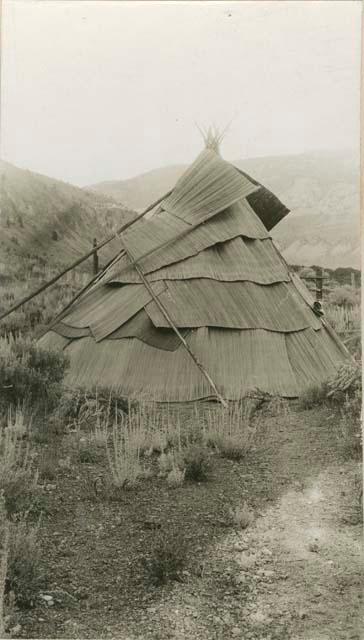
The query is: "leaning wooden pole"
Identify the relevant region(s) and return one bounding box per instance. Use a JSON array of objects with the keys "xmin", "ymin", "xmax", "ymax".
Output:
[
  {"xmin": 118, "ymin": 236, "xmax": 228, "ymax": 408},
  {"xmin": 87, "ymin": 210, "xmax": 217, "ymax": 293},
  {"xmin": 50, "ymin": 209, "xmax": 221, "ymax": 331},
  {"xmin": 0, "ymin": 190, "xmax": 172, "ymax": 323}
]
